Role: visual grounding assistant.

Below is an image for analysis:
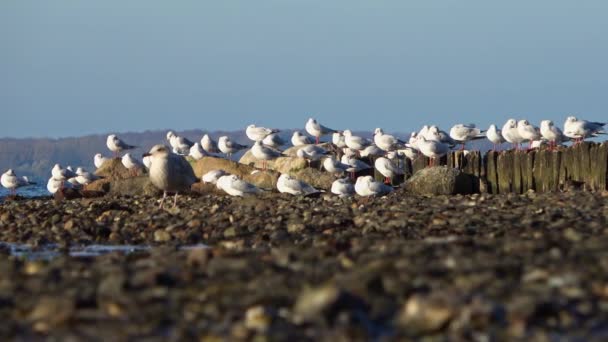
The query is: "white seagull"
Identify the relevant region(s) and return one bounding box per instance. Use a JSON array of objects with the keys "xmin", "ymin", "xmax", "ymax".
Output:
[
  {"xmin": 416, "ymin": 136, "xmax": 450, "ymax": 167},
  {"xmin": 202, "ymin": 170, "xmax": 228, "ymax": 184},
  {"xmin": 517, "ymin": 120, "xmax": 541, "ymax": 149},
  {"xmin": 277, "ymin": 174, "xmax": 319, "ymax": 196},
  {"xmin": 216, "ymin": 175, "xmax": 262, "ymax": 197},
  {"xmin": 218, "ymin": 136, "xmax": 248, "ymax": 159},
  {"xmin": 486, "ymin": 124, "xmax": 505, "ymax": 151},
  {"xmin": 122, "ymin": 153, "xmax": 145, "ymax": 176},
  {"xmin": 106, "ymin": 134, "xmax": 137, "ymax": 158},
  {"xmin": 291, "ymin": 131, "xmax": 313, "ymax": 147},
  {"xmin": 189, "ymin": 142, "xmax": 208, "ymax": 161},
  {"xmin": 449, "ymin": 124, "xmax": 484, "ymax": 150},
  {"xmin": 263, "ymin": 133, "xmax": 286, "ymax": 148},
  {"xmin": 251, "ymin": 141, "xmax": 283, "ymax": 171},
  {"xmin": 201, "ymin": 134, "xmax": 220, "ymax": 154},
  {"xmin": 94, "ymin": 153, "xmax": 109, "ymax": 169},
  {"xmin": 323, "ymin": 156, "xmax": 350, "ymax": 175},
  {"xmin": 246, "ymin": 124, "xmax": 279, "ymax": 142},
  {"xmin": 501, "ymin": 119, "xmax": 524, "ymax": 150},
  {"xmin": 1, "ymin": 169, "xmax": 34, "ymax": 195},
  {"xmin": 540, "ymin": 120, "xmax": 566, "ymax": 150},
  {"xmin": 374, "ymin": 128, "xmax": 406, "ymax": 152},
  {"xmin": 331, "ymin": 178, "xmax": 355, "ymax": 197},
  {"xmin": 305, "ymin": 118, "xmax": 337, "ymax": 144},
  {"xmin": 343, "ymin": 130, "xmax": 372, "ymax": 151},
  {"xmin": 374, "ymin": 157, "xmax": 404, "ymax": 184},
  {"xmin": 563, "ymin": 116, "xmax": 606, "ymax": 143},
  {"xmin": 296, "ymin": 145, "xmax": 329, "ymax": 166},
  {"xmin": 354, "ymin": 175, "xmax": 393, "ymax": 197},
  {"xmin": 332, "ymin": 132, "xmax": 347, "ymax": 148}
]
